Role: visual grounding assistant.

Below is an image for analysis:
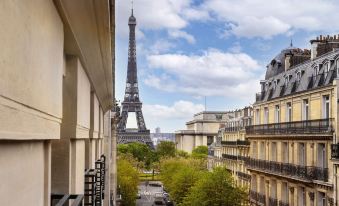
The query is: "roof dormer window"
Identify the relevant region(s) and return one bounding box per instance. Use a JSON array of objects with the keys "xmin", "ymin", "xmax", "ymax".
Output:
[
  {"xmin": 314, "ymin": 66, "xmax": 319, "ymax": 75},
  {"xmin": 296, "ymin": 71, "xmax": 301, "ymax": 81}
]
